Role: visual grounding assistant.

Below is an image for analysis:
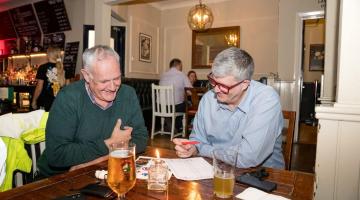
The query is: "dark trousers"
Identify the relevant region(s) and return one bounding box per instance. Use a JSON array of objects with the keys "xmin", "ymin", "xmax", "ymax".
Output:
[{"xmin": 165, "ymin": 102, "xmax": 185, "ymax": 131}]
